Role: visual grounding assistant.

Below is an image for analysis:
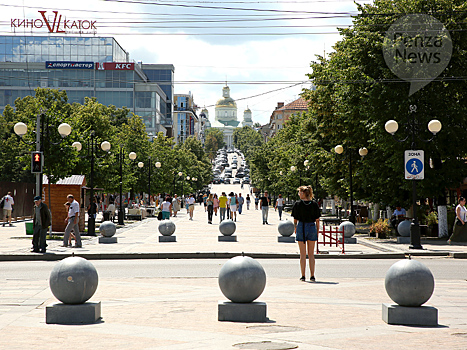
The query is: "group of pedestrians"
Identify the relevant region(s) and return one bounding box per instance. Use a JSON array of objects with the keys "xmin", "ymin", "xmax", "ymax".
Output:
[{"xmin": 207, "ymin": 192, "xmax": 250, "ymax": 223}]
